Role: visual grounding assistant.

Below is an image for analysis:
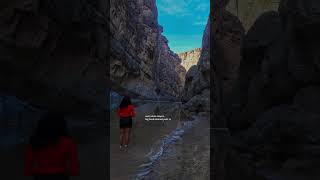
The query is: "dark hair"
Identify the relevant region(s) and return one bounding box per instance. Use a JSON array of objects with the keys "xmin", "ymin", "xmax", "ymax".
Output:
[
  {"xmin": 119, "ymin": 96, "xmax": 132, "ymax": 108},
  {"xmin": 30, "ymin": 111, "xmax": 69, "ymax": 149}
]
